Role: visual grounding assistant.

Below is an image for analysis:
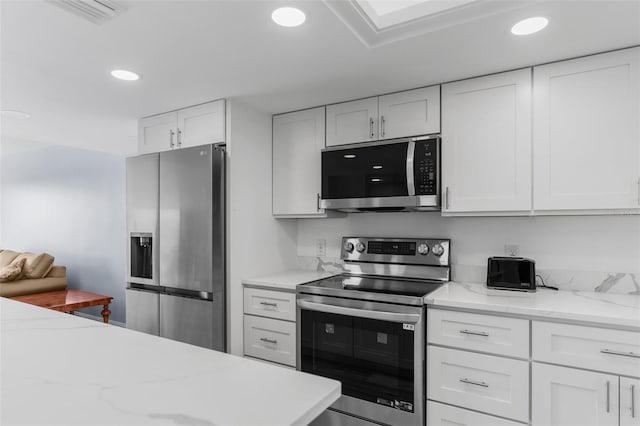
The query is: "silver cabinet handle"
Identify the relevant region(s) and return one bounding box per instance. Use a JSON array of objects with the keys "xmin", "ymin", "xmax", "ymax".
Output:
[
  {"xmin": 606, "ymin": 380, "xmax": 610, "ymax": 413},
  {"xmin": 260, "ymin": 337, "xmax": 277, "ymax": 345},
  {"xmin": 169, "ymin": 129, "xmax": 175, "ymax": 148},
  {"xmin": 460, "ymin": 378, "xmax": 488, "ymax": 388},
  {"xmin": 601, "ymin": 349, "xmax": 640, "ymax": 359},
  {"xmin": 177, "ymin": 129, "xmax": 182, "ymax": 147},
  {"xmin": 259, "ymin": 301, "xmax": 277, "ymax": 307},
  {"xmin": 632, "ymin": 384, "xmax": 636, "ymax": 418},
  {"xmin": 316, "ymin": 193, "xmax": 320, "ymax": 212},
  {"xmin": 380, "ymin": 115, "xmax": 386, "ymax": 138},
  {"xmin": 460, "ymin": 329, "xmax": 489, "ymax": 337},
  {"xmin": 369, "ymin": 117, "xmax": 375, "ymax": 138},
  {"xmin": 445, "ymin": 187, "xmax": 450, "ymax": 210}
]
